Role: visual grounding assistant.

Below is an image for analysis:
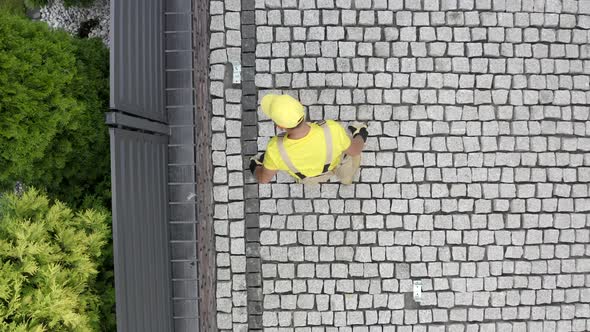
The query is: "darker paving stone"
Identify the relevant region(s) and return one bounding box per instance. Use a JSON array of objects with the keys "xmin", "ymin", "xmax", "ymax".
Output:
[
  {"xmin": 246, "ymin": 213, "xmax": 260, "ymax": 231},
  {"xmin": 245, "ymin": 199, "xmax": 259, "ymax": 213},
  {"xmin": 242, "ymin": 0, "xmax": 255, "ymax": 9},
  {"xmin": 243, "ymin": 38, "xmax": 256, "ymax": 52},
  {"xmin": 244, "ymin": 185, "xmax": 259, "ymax": 200},
  {"xmin": 242, "ymin": 53, "xmax": 256, "ymax": 68},
  {"xmin": 246, "ymin": 213, "xmax": 259, "ymax": 228},
  {"xmin": 241, "ymin": 11, "xmax": 255, "ymax": 25},
  {"xmin": 243, "ymin": 157, "xmax": 251, "ymax": 170},
  {"xmin": 242, "ymin": 81, "xmax": 257, "ymax": 95},
  {"xmin": 248, "ymin": 314, "xmax": 262, "ymax": 329},
  {"xmin": 242, "ymin": 95, "xmax": 257, "ymax": 110},
  {"xmin": 246, "ymin": 228, "xmax": 260, "ymax": 242},
  {"xmin": 244, "ymin": 174, "xmax": 257, "ymax": 185},
  {"xmin": 242, "ymin": 110, "xmax": 257, "ymax": 125},
  {"xmin": 243, "ymin": 126, "xmax": 258, "ymax": 141},
  {"xmin": 248, "ymin": 294, "xmax": 263, "ymax": 302},
  {"xmin": 247, "ymin": 301, "xmax": 262, "ymax": 315},
  {"xmin": 240, "ymin": 6, "xmax": 260, "ymax": 329},
  {"xmin": 242, "ymin": 25, "xmax": 256, "ymax": 39},
  {"xmin": 246, "ymin": 243, "xmax": 260, "ymax": 257},
  {"xmin": 247, "ymin": 258, "xmax": 261, "ymax": 273},
  {"xmin": 247, "ymin": 274, "xmax": 262, "ymax": 288},
  {"xmin": 241, "ymin": 67, "xmax": 255, "ymax": 82}
]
